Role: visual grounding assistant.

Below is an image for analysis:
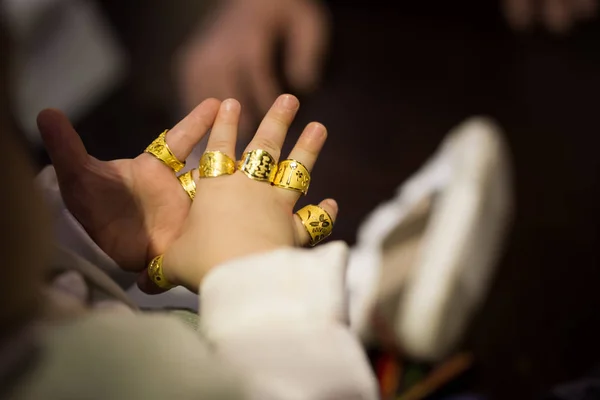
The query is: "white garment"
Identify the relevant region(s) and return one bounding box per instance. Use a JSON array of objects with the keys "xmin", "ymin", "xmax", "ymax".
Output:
[
  {"xmin": 201, "ymin": 244, "xmax": 377, "ymax": 399},
  {"xmin": 348, "ymin": 117, "xmax": 512, "ymax": 360}
]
